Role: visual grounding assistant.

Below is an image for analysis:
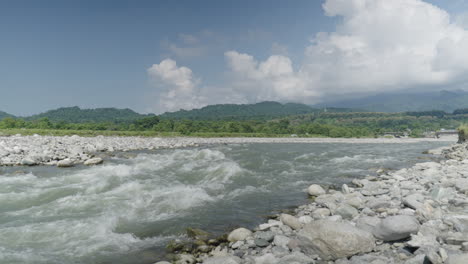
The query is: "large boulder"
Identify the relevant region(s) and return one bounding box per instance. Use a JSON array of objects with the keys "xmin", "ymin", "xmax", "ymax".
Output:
[
  {"xmin": 227, "ymin": 228, "xmax": 252, "ymax": 242},
  {"xmin": 84, "ymin": 157, "xmax": 103, "ymax": 166},
  {"xmin": 356, "ymin": 216, "xmax": 381, "ymax": 233},
  {"xmin": 308, "ymin": 184, "xmax": 326, "ymax": 196},
  {"xmin": 297, "ymin": 220, "xmax": 375, "ymax": 260},
  {"xmin": 372, "ymin": 215, "xmax": 420, "ymax": 241},
  {"xmin": 57, "ymin": 159, "xmax": 74, "ymax": 168},
  {"xmin": 20, "ymin": 157, "xmax": 37, "ymax": 166}
]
